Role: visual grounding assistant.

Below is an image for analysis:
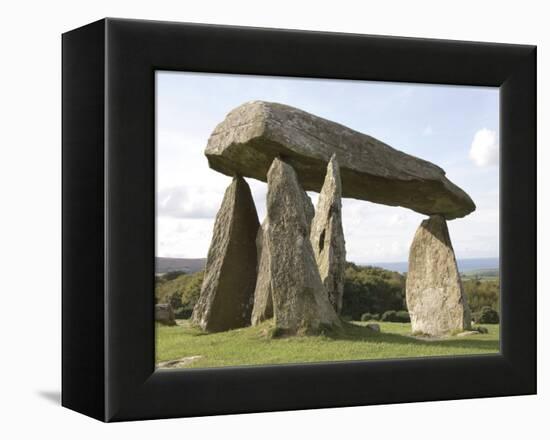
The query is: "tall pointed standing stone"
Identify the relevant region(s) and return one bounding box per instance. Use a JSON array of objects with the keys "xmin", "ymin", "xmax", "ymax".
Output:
[
  {"xmin": 310, "ymin": 155, "xmax": 346, "ymax": 314},
  {"xmin": 191, "ymin": 176, "xmax": 260, "ymax": 332},
  {"xmin": 250, "ymin": 219, "xmax": 273, "ymax": 325},
  {"xmin": 251, "ymin": 192, "xmax": 314, "ymax": 326},
  {"xmin": 263, "ymin": 158, "xmax": 340, "ymax": 334},
  {"xmin": 406, "ymin": 215, "xmax": 471, "ymax": 336}
]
